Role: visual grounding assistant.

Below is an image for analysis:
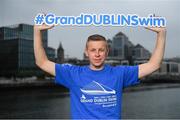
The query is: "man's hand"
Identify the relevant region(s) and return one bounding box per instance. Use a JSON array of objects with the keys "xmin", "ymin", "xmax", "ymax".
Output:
[
  {"xmin": 145, "ymin": 14, "xmax": 166, "ymax": 34},
  {"xmin": 34, "ymin": 24, "xmax": 54, "ymax": 31},
  {"xmin": 145, "ymin": 26, "xmax": 166, "ymax": 34}
]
